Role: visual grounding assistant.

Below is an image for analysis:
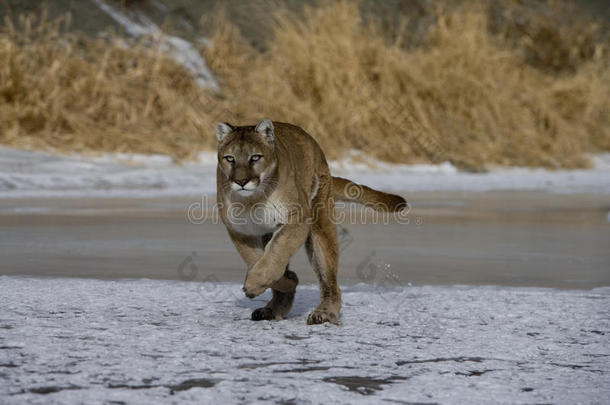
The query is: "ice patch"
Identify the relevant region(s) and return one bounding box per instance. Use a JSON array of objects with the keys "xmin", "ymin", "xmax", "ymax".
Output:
[
  {"xmin": 93, "ymin": 153, "xmax": 174, "ymax": 167},
  {"xmin": 589, "ymin": 153, "xmax": 610, "ymax": 170},
  {"xmin": 0, "ymin": 276, "xmax": 608, "ymax": 404},
  {"xmin": 330, "ymin": 150, "xmax": 610, "ymax": 194},
  {"xmin": 1, "ymin": 146, "xmax": 610, "ymax": 198},
  {"xmin": 0, "ymin": 146, "xmax": 217, "ymax": 198},
  {"xmin": 329, "ymin": 149, "xmax": 458, "ymax": 174}
]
